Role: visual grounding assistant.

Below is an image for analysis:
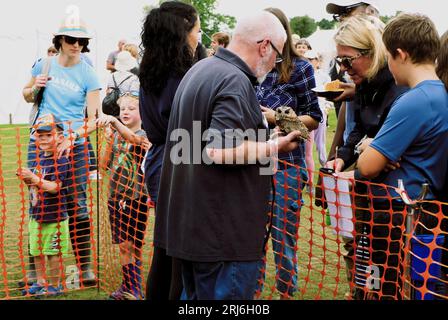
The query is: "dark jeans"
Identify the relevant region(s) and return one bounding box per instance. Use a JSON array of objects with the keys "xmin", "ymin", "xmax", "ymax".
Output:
[{"xmin": 181, "ymin": 260, "xmax": 261, "ymax": 300}]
